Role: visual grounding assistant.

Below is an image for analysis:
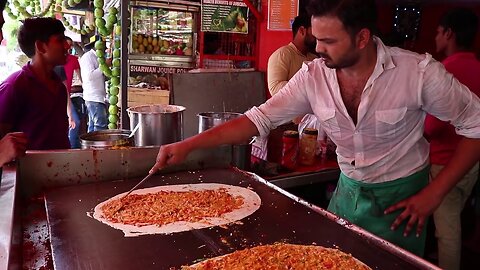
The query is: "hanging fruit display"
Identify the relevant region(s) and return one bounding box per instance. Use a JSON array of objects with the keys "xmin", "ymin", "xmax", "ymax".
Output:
[
  {"xmin": 57, "ymin": 0, "xmax": 95, "ymax": 35},
  {"xmin": 93, "ymin": 0, "xmax": 121, "ymax": 129},
  {"xmin": 5, "ymin": 0, "xmax": 95, "ymax": 35},
  {"xmin": 5, "ymin": 0, "xmax": 56, "ymax": 19}
]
